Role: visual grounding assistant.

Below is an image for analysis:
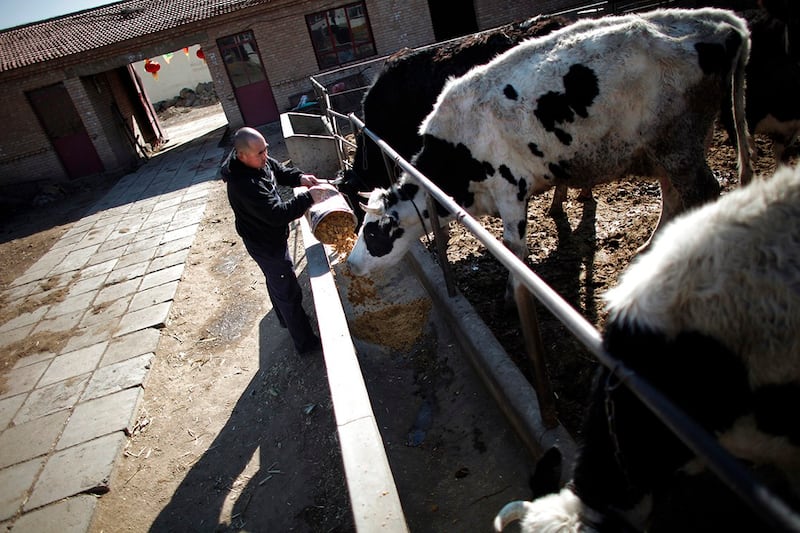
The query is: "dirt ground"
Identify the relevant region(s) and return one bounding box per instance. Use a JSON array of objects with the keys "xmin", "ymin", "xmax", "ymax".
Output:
[{"xmin": 0, "ymin": 103, "xmax": 793, "ymax": 532}]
